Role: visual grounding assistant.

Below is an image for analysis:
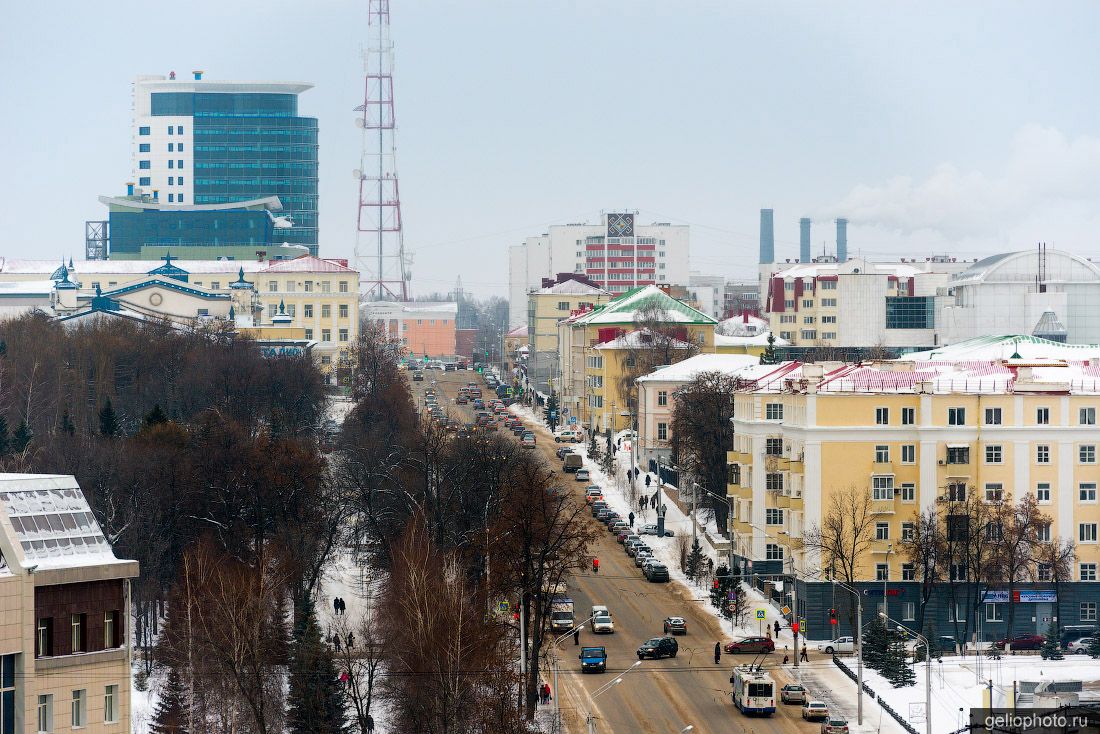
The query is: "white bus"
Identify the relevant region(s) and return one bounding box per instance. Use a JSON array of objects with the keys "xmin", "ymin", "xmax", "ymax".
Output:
[{"xmin": 730, "ymin": 665, "xmax": 776, "ymax": 716}]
